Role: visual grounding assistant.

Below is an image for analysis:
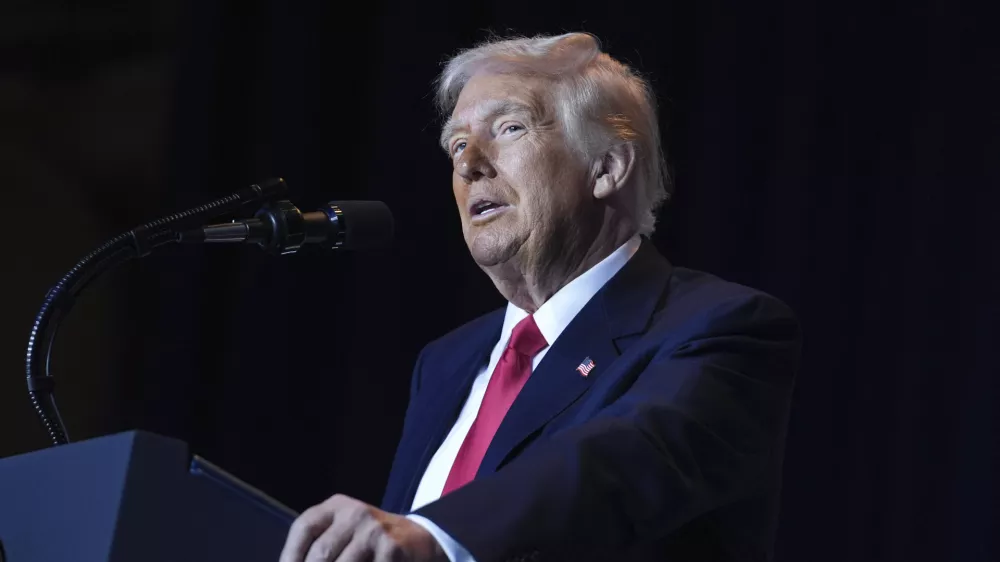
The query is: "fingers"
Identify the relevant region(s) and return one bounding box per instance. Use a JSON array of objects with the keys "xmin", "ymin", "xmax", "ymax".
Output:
[
  {"xmin": 278, "ymin": 494, "xmax": 419, "ymax": 562},
  {"xmin": 334, "ymin": 527, "xmax": 377, "ymax": 562},
  {"xmin": 338, "ymin": 521, "xmax": 401, "ymax": 562},
  {"xmin": 280, "ymin": 503, "xmax": 336, "ymax": 562},
  {"xmin": 305, "ymin": 521, "xmax": 356, "ymax": 562}
]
